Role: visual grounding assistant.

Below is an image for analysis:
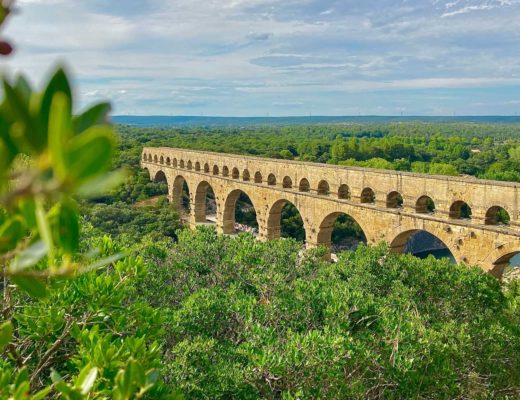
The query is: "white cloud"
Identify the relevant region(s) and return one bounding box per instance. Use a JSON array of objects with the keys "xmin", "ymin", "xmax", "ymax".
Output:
[{"xmin": 2, "ymin": 0, "xmax": 520, "ymax": 115}]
